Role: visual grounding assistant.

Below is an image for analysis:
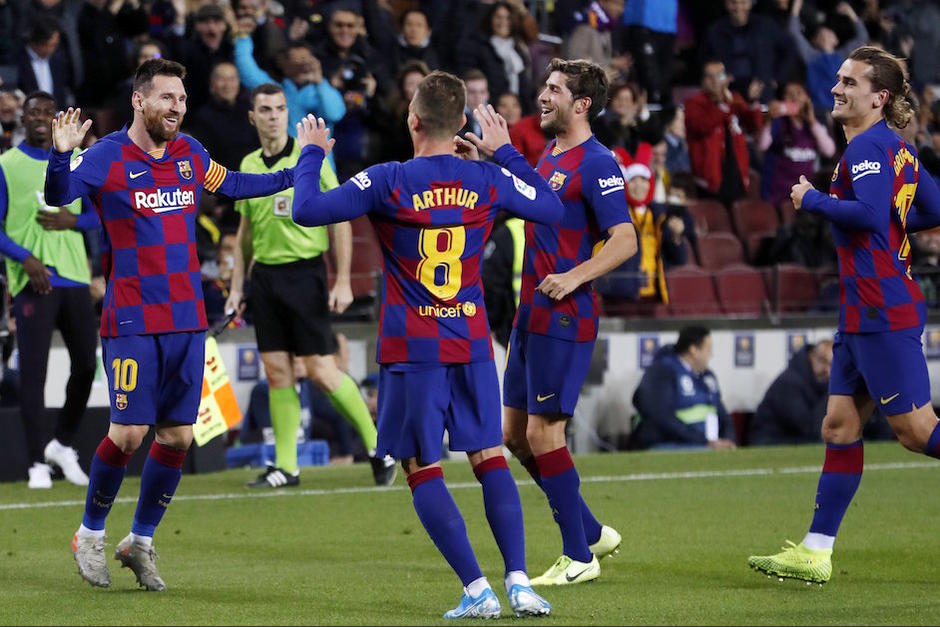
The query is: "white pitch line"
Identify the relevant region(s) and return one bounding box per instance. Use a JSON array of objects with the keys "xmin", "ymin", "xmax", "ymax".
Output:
[{"xmin": 0, "ymin": 460, "xmax": 934, "ymax": 512}]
